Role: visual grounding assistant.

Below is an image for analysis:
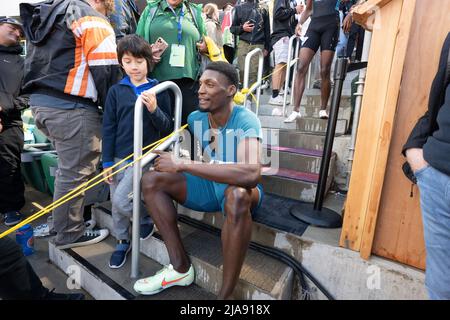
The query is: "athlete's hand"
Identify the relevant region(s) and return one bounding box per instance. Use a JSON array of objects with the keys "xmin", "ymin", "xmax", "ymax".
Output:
[{"xmin": 153, "ymin": 150, "xmax": 186, "ymax": 173}]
